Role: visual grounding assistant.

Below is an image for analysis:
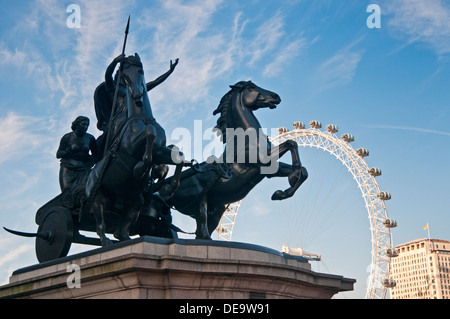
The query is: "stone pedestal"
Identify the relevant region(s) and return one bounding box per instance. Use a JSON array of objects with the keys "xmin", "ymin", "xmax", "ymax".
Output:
[{"xmin": 0, "ymin": 236, "xmax": 355, "ymax": 299}]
